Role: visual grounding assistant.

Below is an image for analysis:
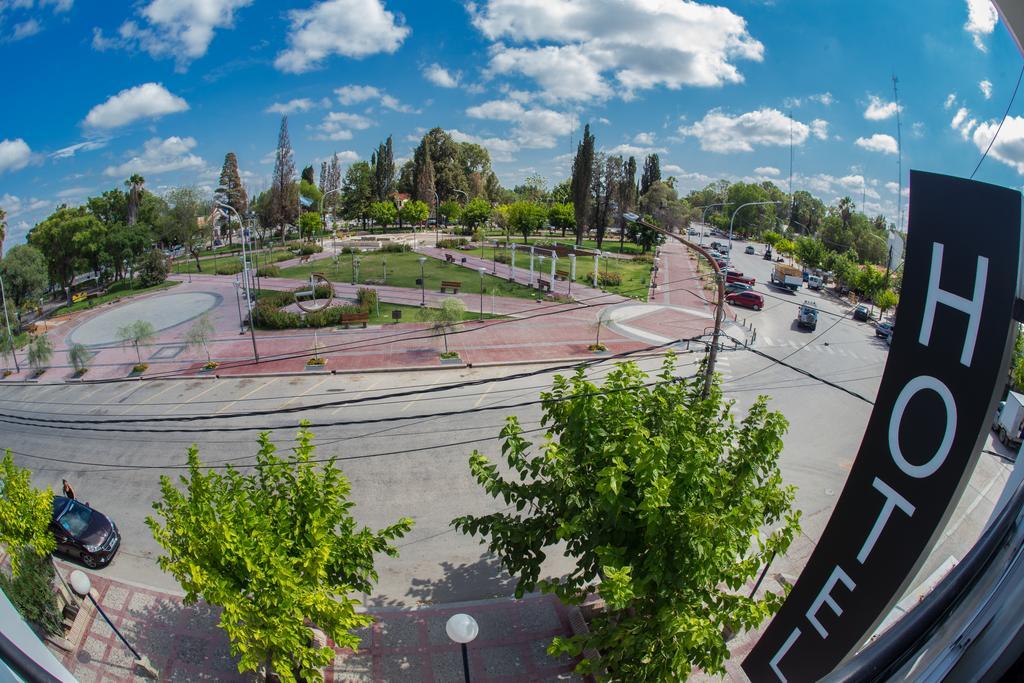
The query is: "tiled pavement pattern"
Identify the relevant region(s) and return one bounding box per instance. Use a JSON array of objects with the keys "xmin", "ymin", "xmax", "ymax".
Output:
[{"xmin": 49, "ymin": 565, "xmax": 585, "ymax": 682}]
